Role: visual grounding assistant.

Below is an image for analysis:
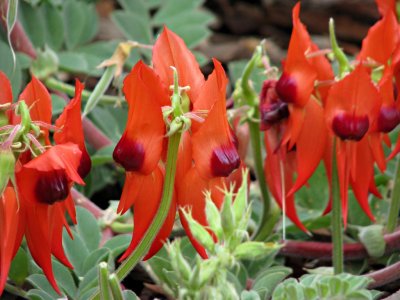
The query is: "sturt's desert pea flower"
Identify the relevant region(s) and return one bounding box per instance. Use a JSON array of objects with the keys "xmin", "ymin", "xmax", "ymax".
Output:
[
  {"xmin": 113, "ymin": 27, "xmax": 241, "ymax": 260},
  {"xmin": 0, "ymin": 73, "xmax": 90, "ymax": 295}
]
